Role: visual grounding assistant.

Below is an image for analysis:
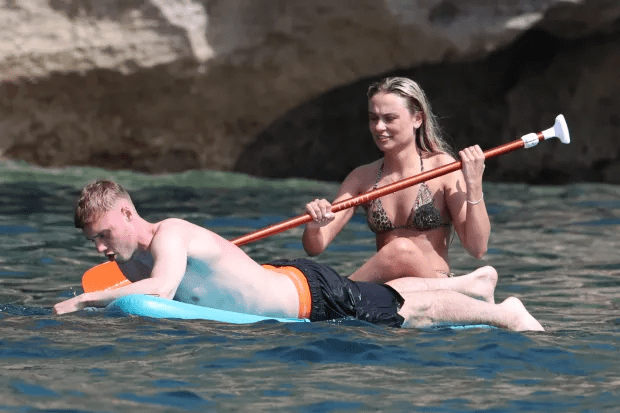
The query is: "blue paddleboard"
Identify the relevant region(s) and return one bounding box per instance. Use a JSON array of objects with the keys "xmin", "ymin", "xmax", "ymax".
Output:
[
  {"xmin": 106, "ymin": 295, "xmax": 309, "ymax": 324},
  {"xmin": 106, "ymin": 295, "xmax": 493, "ymax": 329}
]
